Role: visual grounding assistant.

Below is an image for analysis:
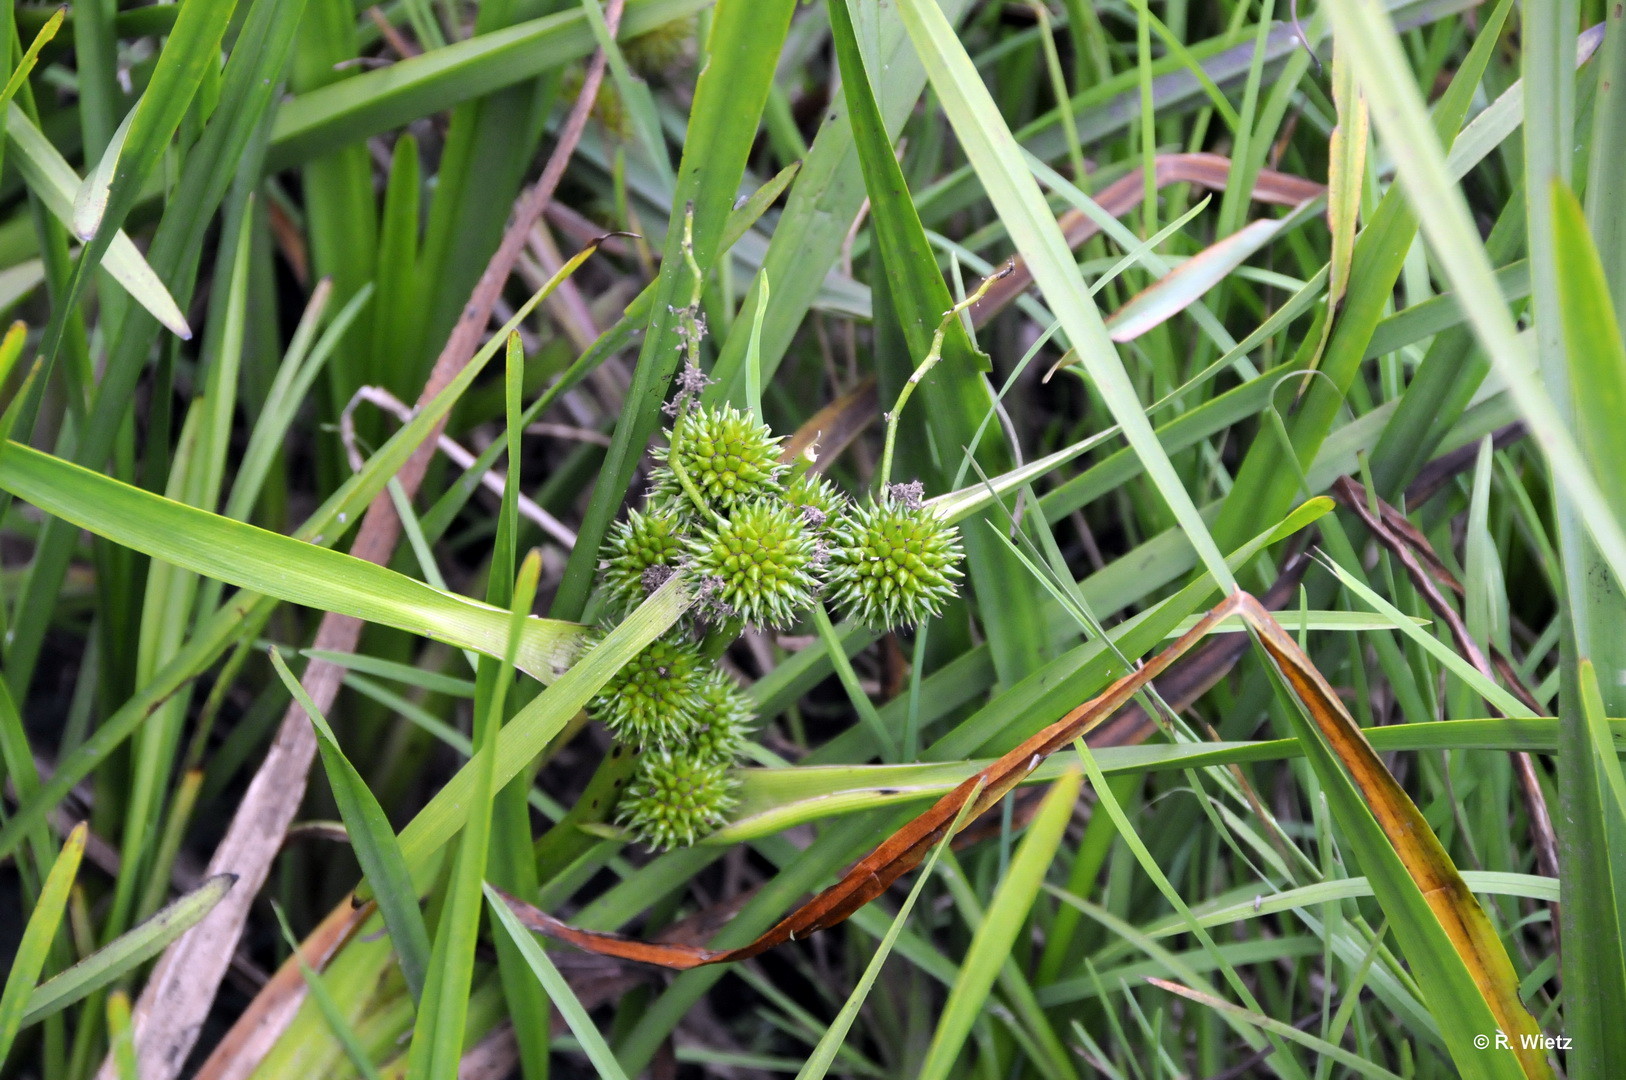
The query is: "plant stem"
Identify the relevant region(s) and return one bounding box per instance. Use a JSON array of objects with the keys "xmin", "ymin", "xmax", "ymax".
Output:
[{"xmin": 876, "ymin": 265, "xmax": 1011, "ymax": 491}]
